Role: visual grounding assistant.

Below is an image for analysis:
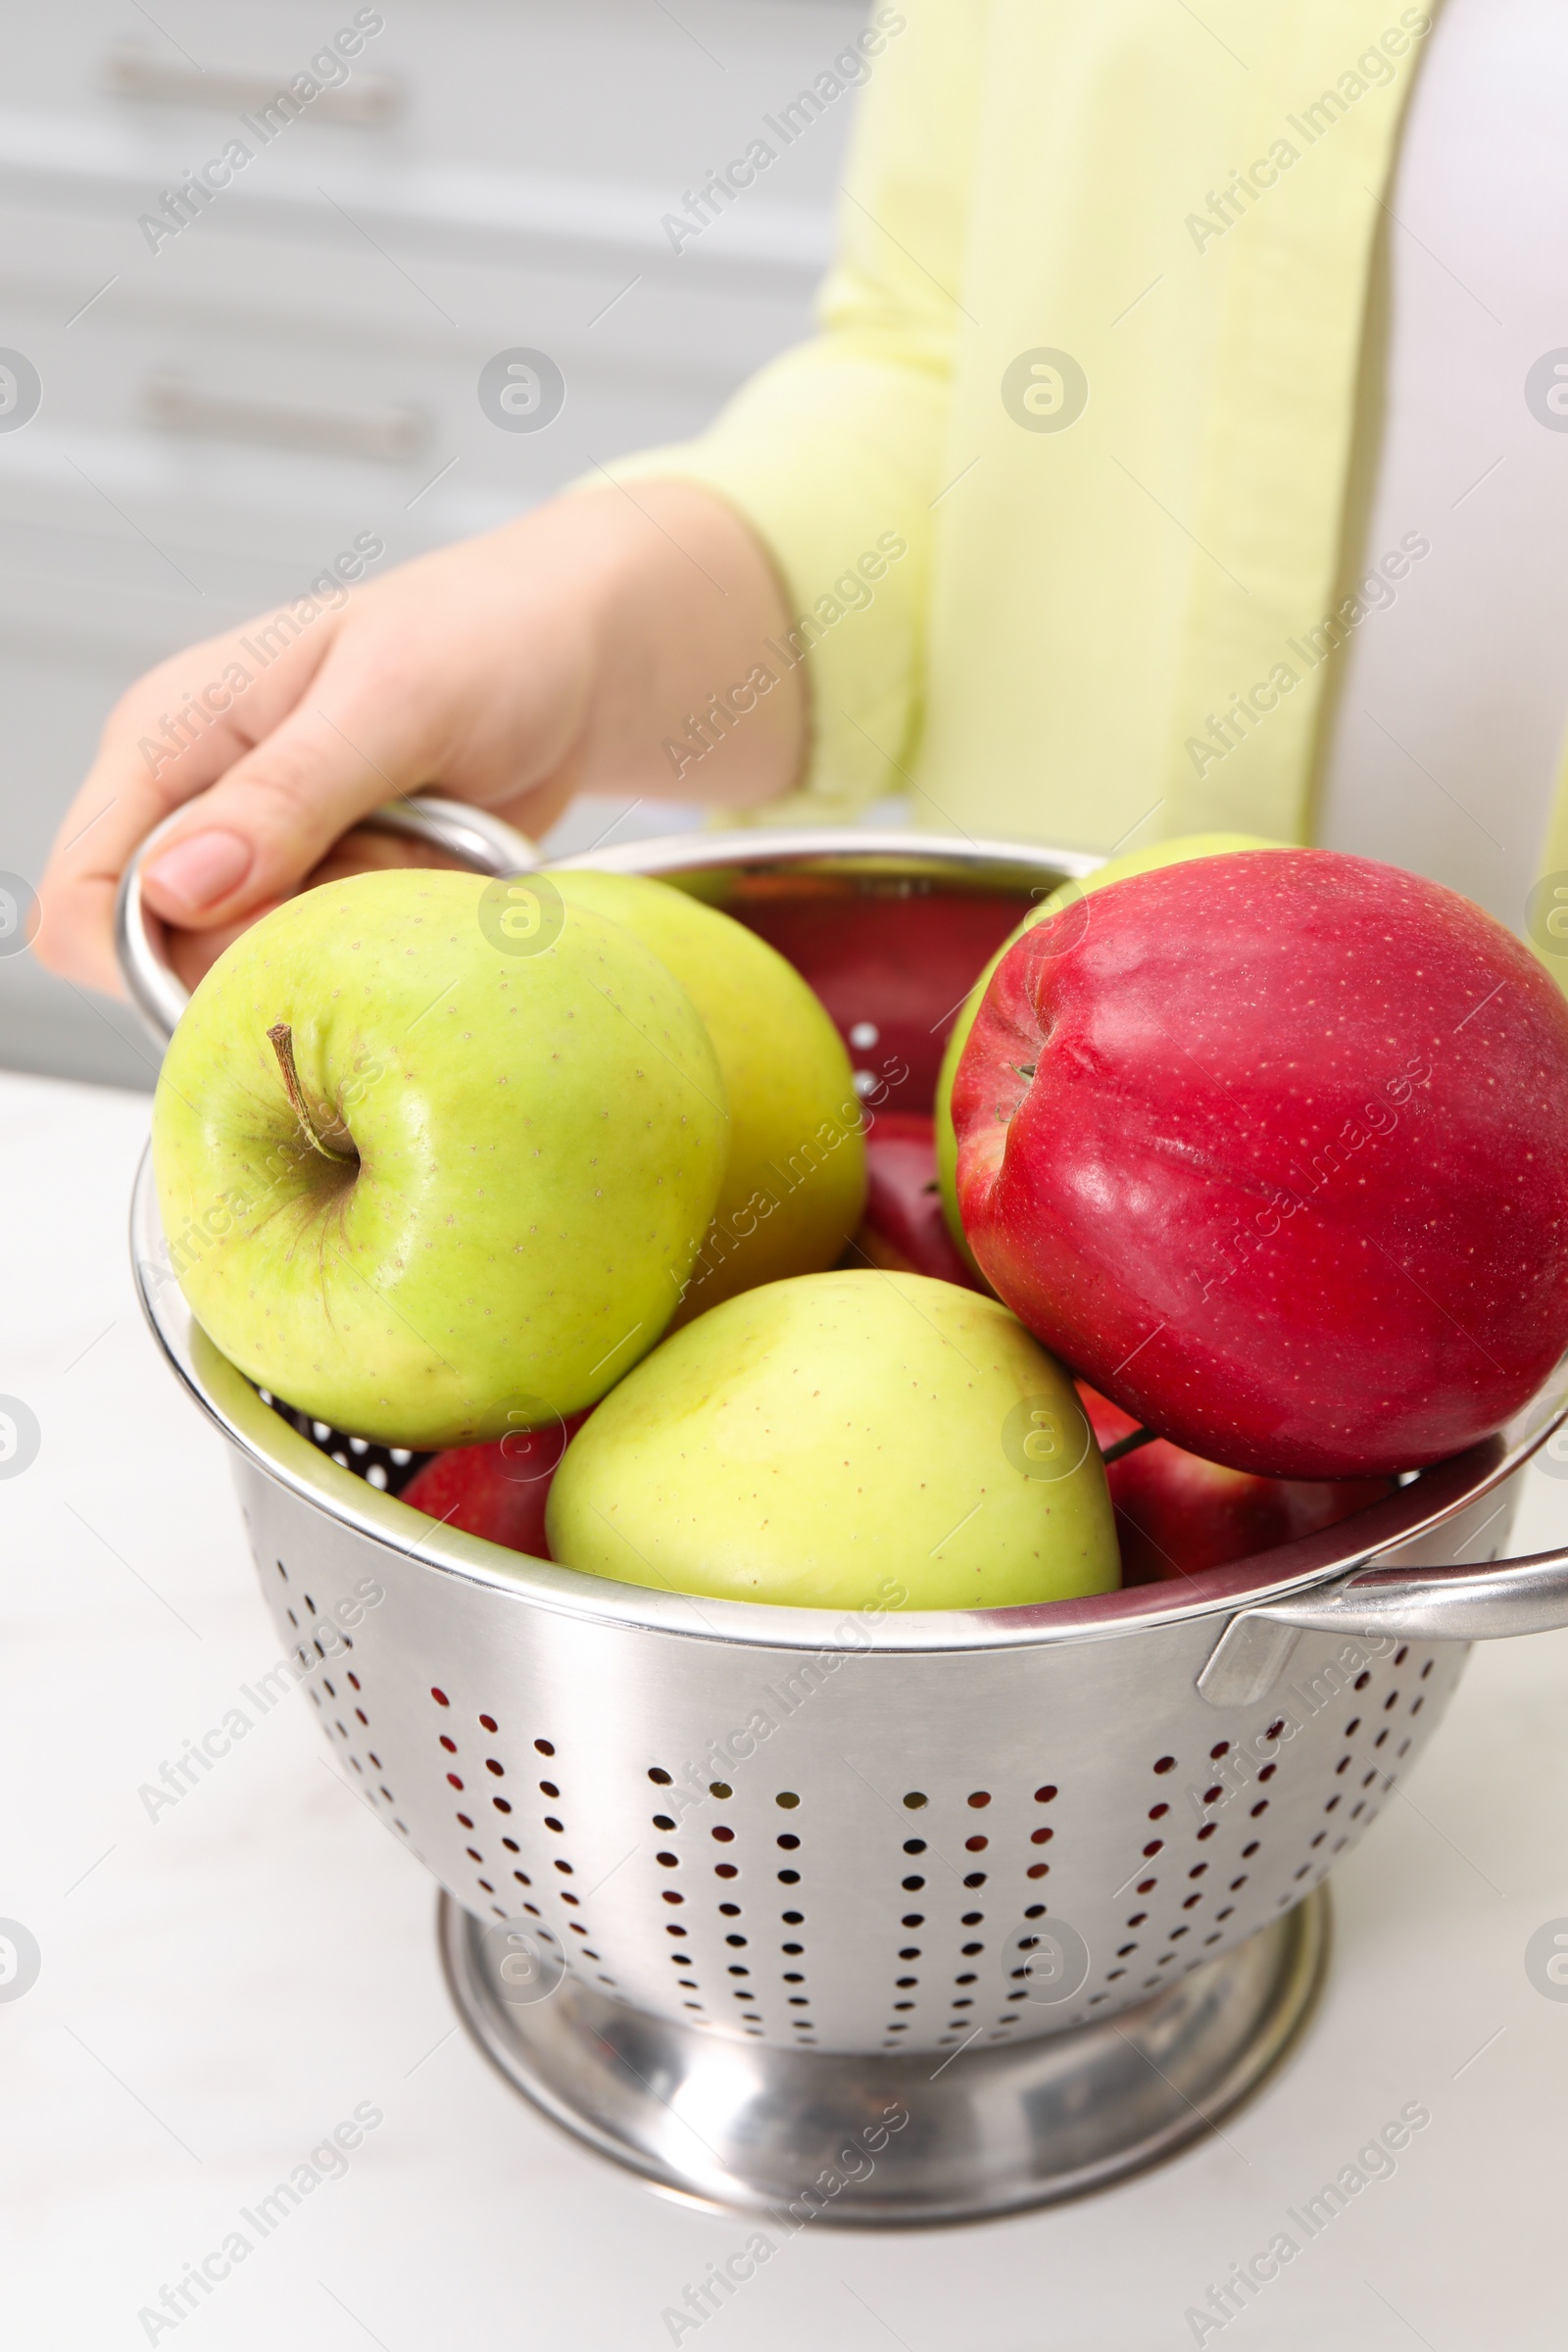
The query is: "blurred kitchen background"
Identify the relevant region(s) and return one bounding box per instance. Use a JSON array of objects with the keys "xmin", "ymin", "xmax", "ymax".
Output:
[{"xmin": 0, "ymin": 0, "xmax": 871, "ymax": 1088}]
